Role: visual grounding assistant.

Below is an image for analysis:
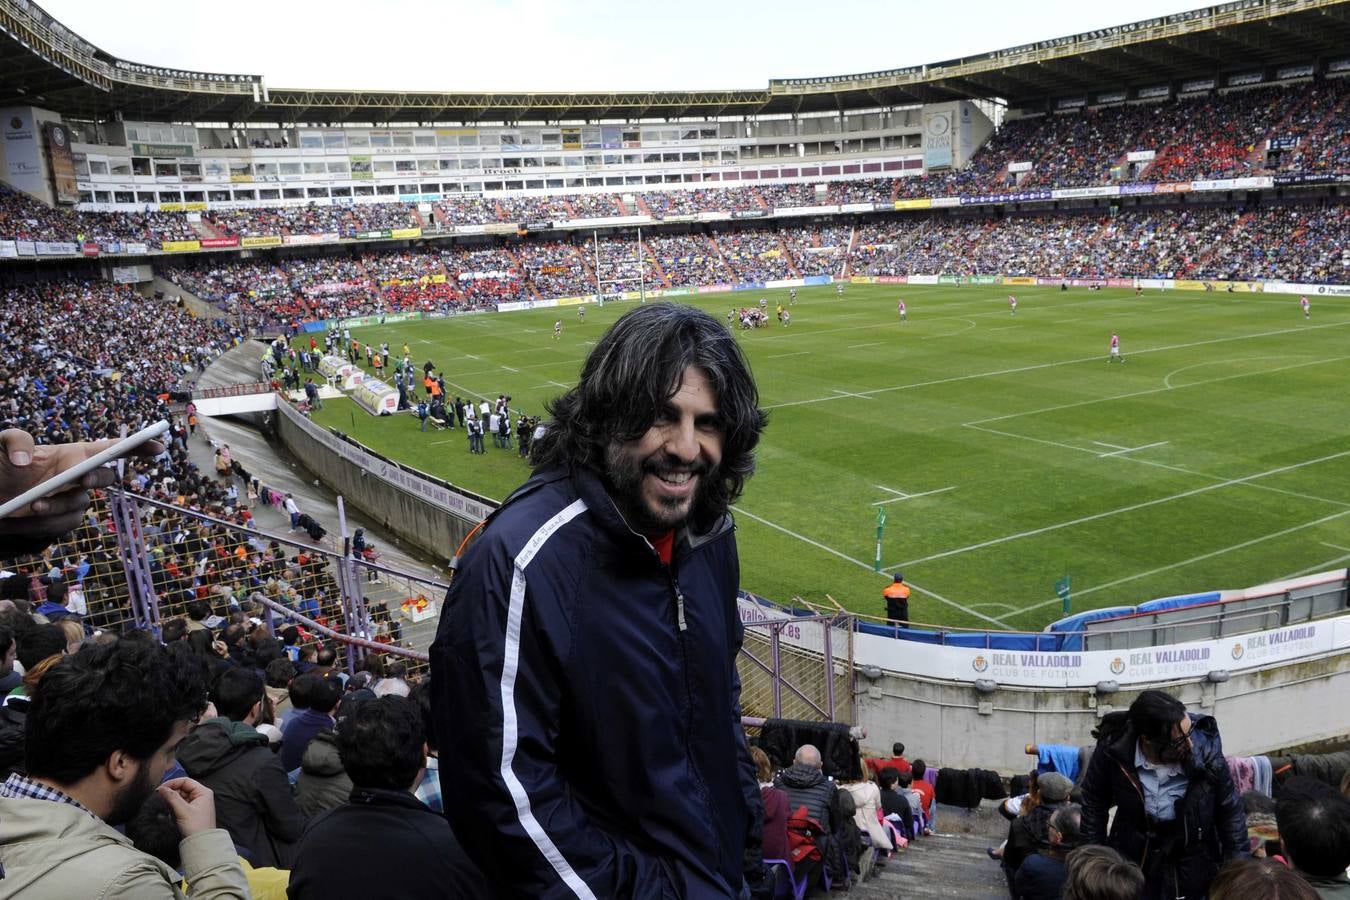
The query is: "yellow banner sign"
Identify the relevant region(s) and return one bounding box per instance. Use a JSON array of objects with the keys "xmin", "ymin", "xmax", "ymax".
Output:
[
  {"xmin": 229, "ymin": 174, "xmax": 253, "ymax": 183},
  {"xmin": 389, "ymin": 227, "xmax": 423, "ymax": 240},
  {"xmin": 1174, "ymin": 279, "xmax": 1262, "ymax": 293},
  {"xmin": 849, "ymin": 276, "xmax": 875, "ymax": 285},
  {"xmin": 161, "ymin": 240, "xmax": 201, "ymax": 253},
  {"xmin": 241, "ymin": 235, "xmax": 283, "ymax": 248},
  {"xmin": 159, "ymin": 203, "xmax": 185, "ymax": 212},
  {"xmin": 894, "ymin": 199, "xmax": 932, "ymax": 210},
  {"xmin": 1003, "ymin": 276, "xmax": 1038, "ymax": 285}
]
